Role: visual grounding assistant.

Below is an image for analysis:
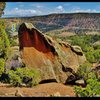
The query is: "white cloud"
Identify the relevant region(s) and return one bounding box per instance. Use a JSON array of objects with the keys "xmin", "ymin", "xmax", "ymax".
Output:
[
  {"xmin": 4, "ymin": 8, "xmax": 42, "ymax": 17},
  {"xmin": 74, "ymin": 9, "xmax": 100, "ymax": 13},
  {"xmin": 15, "ymin": 8, "xmax": 18, "ymax": 10},
  {"xmin": 36, "ymin": 5, "xmax": 43, "ymax": 8},
  {"xmin": 54, "ymin": 5, "xmax": 65, "ymax": 13},
  {"xmin": 71, "ymin": 6, "xmax": 100, "ymax": 13},
  {"xmin": 56, "ymin": 5, "xmax": 64, "ymax": 11}
]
